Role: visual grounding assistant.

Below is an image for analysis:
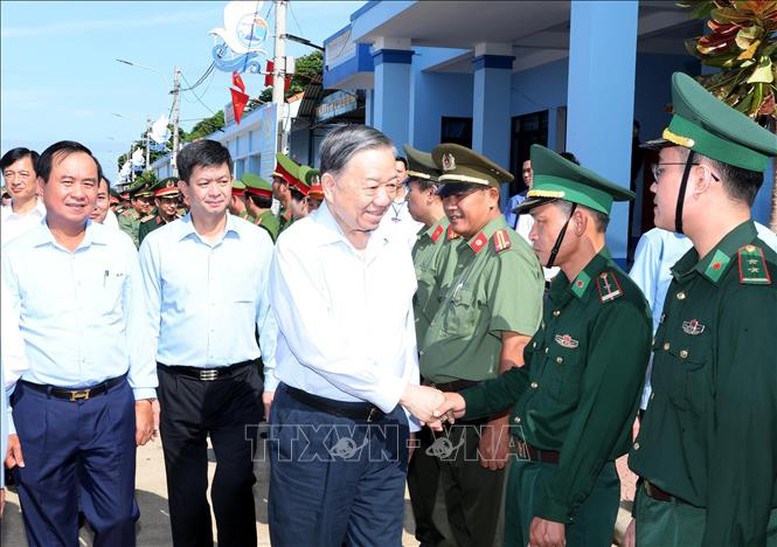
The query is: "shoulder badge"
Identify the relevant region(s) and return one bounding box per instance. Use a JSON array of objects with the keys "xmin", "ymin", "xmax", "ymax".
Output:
[
  {"xmin": 596, "ymin": 271, "xmax": 624, "ymax": 303},
  {"xmin": 492, "ymin": 229, "xmax": 512, "ymax": 254},
  {"xmin": 446, "ymin": 225, "xmax": 461, "ymax": 240},
  {"xmin": 469, "ymin": 232, "xmax": 488, "ymax": 253},
  {"xmin": 431, "ymin": 224, "xmax": 444, "ymax": 243},
  {"xmin": 737, "ymin": 244, "xmax": 772, "ymax": 285}
]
